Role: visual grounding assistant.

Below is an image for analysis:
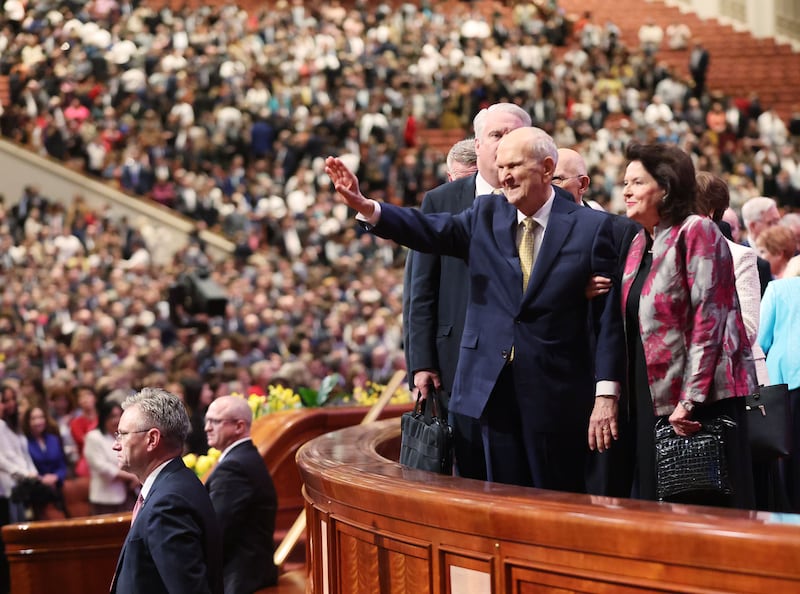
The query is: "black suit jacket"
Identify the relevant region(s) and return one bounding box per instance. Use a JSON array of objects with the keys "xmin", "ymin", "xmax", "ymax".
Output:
[
  {"xmin": 111, "ymin": 458, "xmax": 223, "ymax": 594},
  {"xmin": 404, "ymin": 174, "xmax": 476, "ymax": 392},
  {"xmin": 206, "ymin": 440, "xmax": 278, "ymax": 594},
  {"xmin": 690, "ymin": 48, "xmax": 709, "ymax": 78},
  {"xmin": 608, "ymin": 213, "xmax": 641, "ymax": 275}
]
